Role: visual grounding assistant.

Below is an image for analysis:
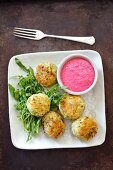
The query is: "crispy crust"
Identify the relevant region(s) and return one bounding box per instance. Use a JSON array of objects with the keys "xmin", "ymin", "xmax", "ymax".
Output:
[
  {"xmin": 72, "ymin": 116, "xmax": 98, "ymax": 140},
  {"xmin": 42, "ymin": 111, "xmax": 65, "ymax": 138},
  {"xmin": 36, "ymin": 63, "xmax": 57, "ymax": 87},
  {"xmin": 59, "ymin": 94, "xmax": 85, "ymax": 120},
  {"xmin": 79, "ymin": 116, "xmax": 98, "ymax": 140}
]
